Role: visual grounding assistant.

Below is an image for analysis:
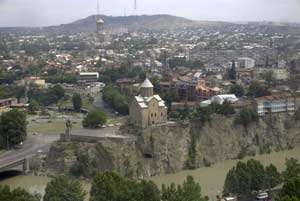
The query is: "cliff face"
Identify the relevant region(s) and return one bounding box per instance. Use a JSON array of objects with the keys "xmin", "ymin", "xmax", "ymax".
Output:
[{"xmin": 46, "ymin": 114, "xmax": 300, "ymax": 177}]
